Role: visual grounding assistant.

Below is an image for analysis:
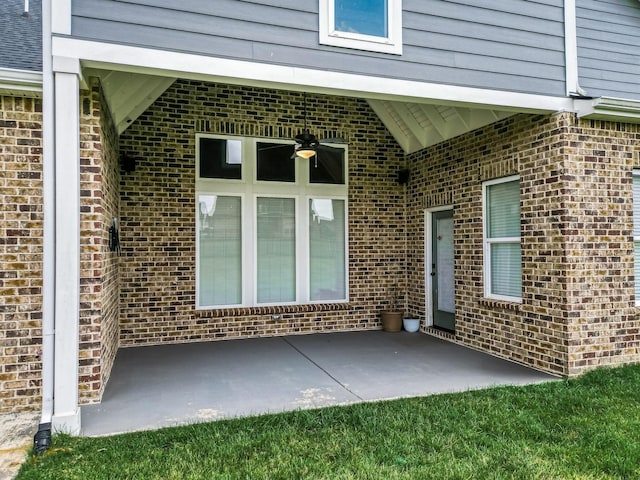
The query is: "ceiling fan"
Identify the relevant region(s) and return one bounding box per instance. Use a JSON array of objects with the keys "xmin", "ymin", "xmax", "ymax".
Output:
[
  {"xmin": 256, "ymin": 93, "xmax": 346, "ymax": 171},
  {"xmin": 291, "ymin": 93, "xmax": 345, "ymax": 163}
]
